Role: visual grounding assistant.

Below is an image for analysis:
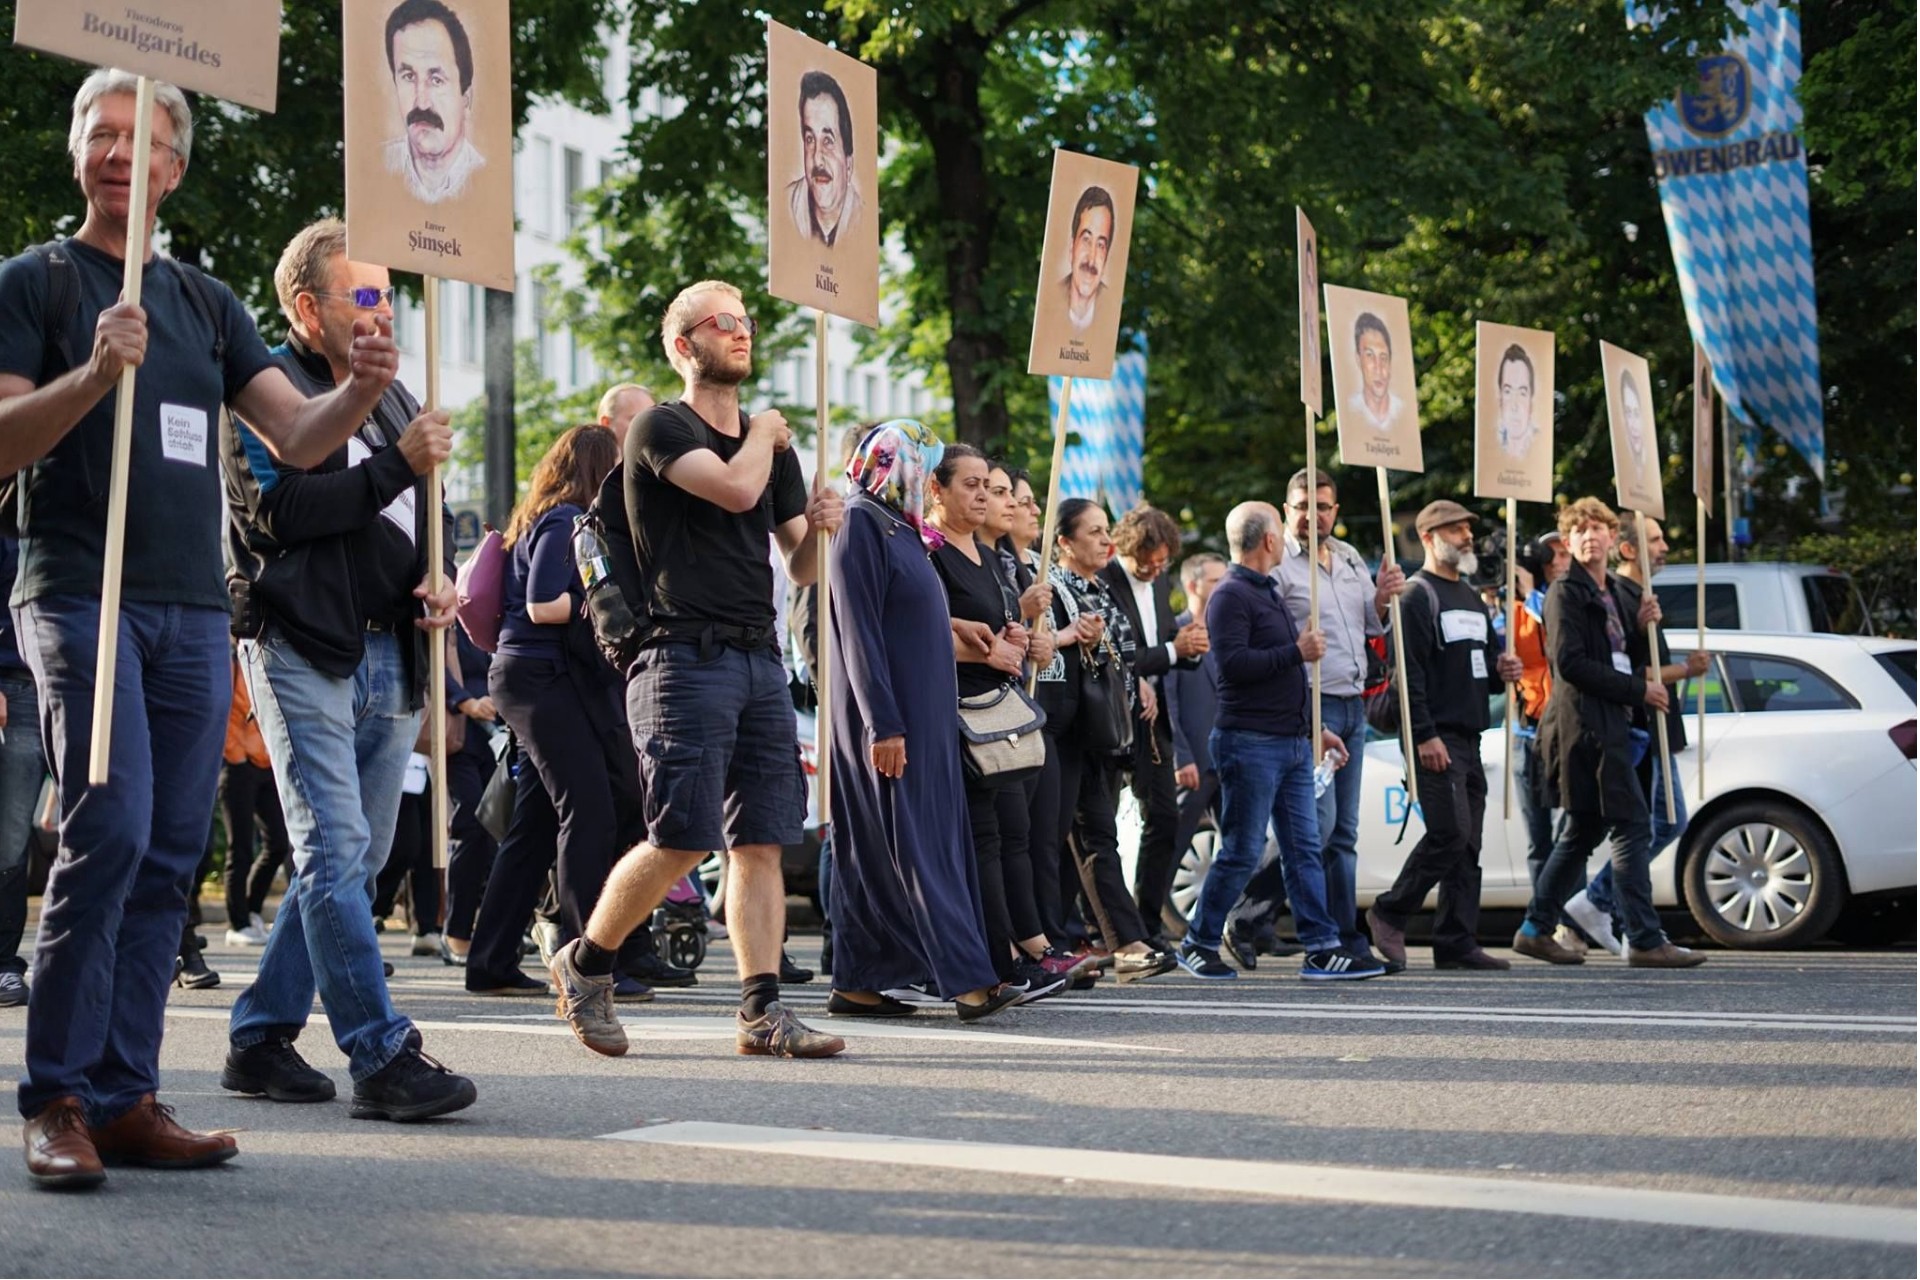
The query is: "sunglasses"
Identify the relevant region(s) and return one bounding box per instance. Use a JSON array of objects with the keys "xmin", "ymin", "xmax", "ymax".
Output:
[
  {"xmin": 686, "ymin": 312, "xmax": 758, "ymax": 339},
  {"xmin": 311, "ymin": 287, "xmax": 396, "ymax": 309}
]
